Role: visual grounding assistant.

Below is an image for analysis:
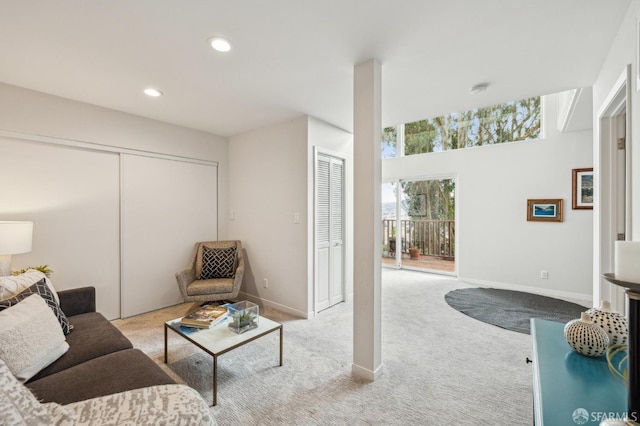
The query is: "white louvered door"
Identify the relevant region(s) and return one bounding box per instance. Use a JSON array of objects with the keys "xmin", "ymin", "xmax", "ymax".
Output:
[{"xmin": 315, "ymin": 152, "xmax": 345, "ymax": 313}]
